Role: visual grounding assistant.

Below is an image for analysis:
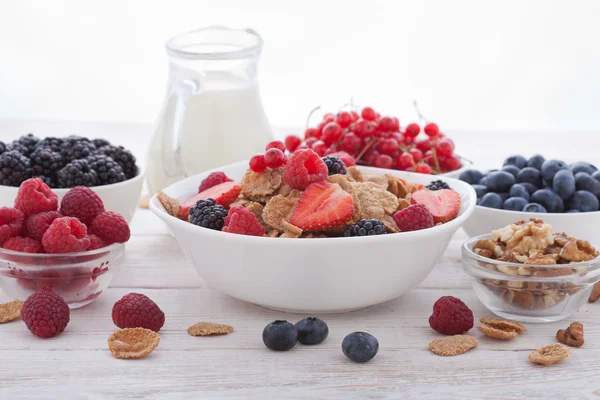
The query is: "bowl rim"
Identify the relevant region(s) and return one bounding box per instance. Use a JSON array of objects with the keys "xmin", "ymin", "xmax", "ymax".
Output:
[
  {"xmin": 462, "ymin": 233, "xmax": 600, "ymax": 269},
  {"xmin": 473, "ymin": 203, "xmax": 600, "ymax": 217},
  {"xmin": 0, "ymin": 242, "xmax": 125, "ymax": 262},
  {"xmin": 150, "ymin": 161, "xmax": 477, "ymax": 244}
]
